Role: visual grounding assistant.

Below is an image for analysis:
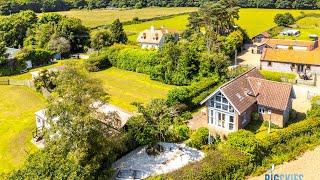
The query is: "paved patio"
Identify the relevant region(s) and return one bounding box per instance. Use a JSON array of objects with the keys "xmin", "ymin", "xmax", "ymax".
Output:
[{"xmin": 188, "ymin": 109, "xmax": 229, "ymax": 137}]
